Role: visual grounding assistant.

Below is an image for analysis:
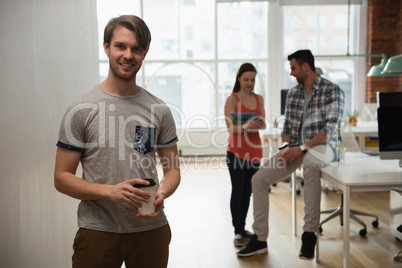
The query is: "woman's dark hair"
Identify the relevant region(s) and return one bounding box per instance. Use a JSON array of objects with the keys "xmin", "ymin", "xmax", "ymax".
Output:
[
  {"xmin": 232, "ymin": 63, "xmax": 257, "ymax": 93},
  {"xmin": 287, "ymin": 49, "xmax": 316, "ymax": 72}
]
